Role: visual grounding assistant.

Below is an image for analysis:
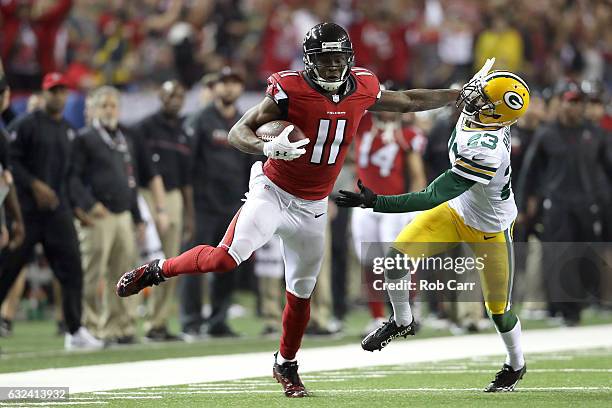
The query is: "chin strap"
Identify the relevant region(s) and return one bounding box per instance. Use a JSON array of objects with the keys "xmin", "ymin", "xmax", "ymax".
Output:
[
  {"xmin": 314, "ymin": 78, "xmax": 344, "ymax": 92},
  {"xmin": 466, "ymin": 113, "xmax": 516, "ymax": 128},
  {"xmin": 310, "ymin": 63, "xmax": 349, "ymax": 92}
]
